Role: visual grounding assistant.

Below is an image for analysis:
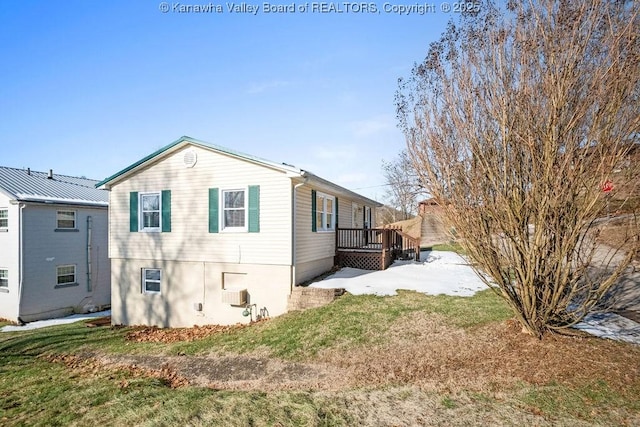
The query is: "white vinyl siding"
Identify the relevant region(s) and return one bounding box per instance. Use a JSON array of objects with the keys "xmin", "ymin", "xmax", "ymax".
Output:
[
  {"xmin": 142, "ymin": 268, "xmax": 161, "ymax": 294},
  {"xmin": 295, "ymin": 187, "xmax": 336, "ymax": 265},
  {"xmin": 108, "ymin": 145, "xmax": 292, "ymax": 265}
]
